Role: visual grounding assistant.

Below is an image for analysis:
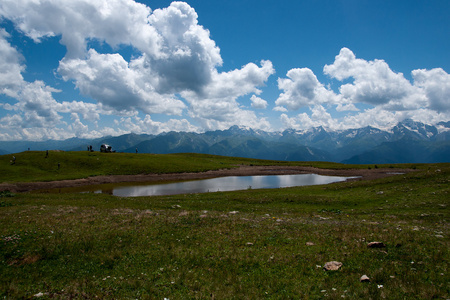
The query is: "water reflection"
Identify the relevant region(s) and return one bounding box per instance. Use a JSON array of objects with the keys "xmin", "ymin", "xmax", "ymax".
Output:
[{"xmin": 105, "ymin": 174, "xmax": 353, "ymax": 197}]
